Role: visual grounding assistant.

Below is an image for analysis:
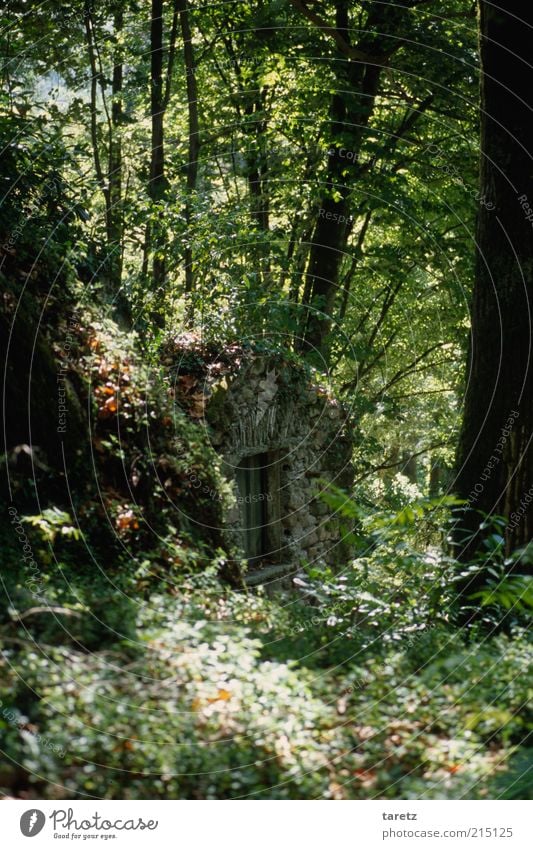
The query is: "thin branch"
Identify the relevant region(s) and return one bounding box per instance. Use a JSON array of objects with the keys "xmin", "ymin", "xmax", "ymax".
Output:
[
  {"xmin": 342, "ymin": 340, "xmax": 448, "ymax": 393},
  {"xmin": 371, "ymin": 351, "xmax": 457, "ymax": 400},
  {"xmin": 366, "ymin": 278, "xmax": 403, "ymax": 353},
  {"xmin": 389, "ymin": 387, "xmax": 456, "ymax": 399},
  {"xmin": 358, "ymin": 328, "xmax": 400, "ymax": 379},
  {"xmin": 353, "ymin": 440, "xmax": 451, "ymax": 484},
  {"xmin": 338, "ymin": 209, "xmax": 373, "ymax": 322},
  {"xmin": 288, "ymin": 0, "xmax": 388, "ymax": 64}
]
